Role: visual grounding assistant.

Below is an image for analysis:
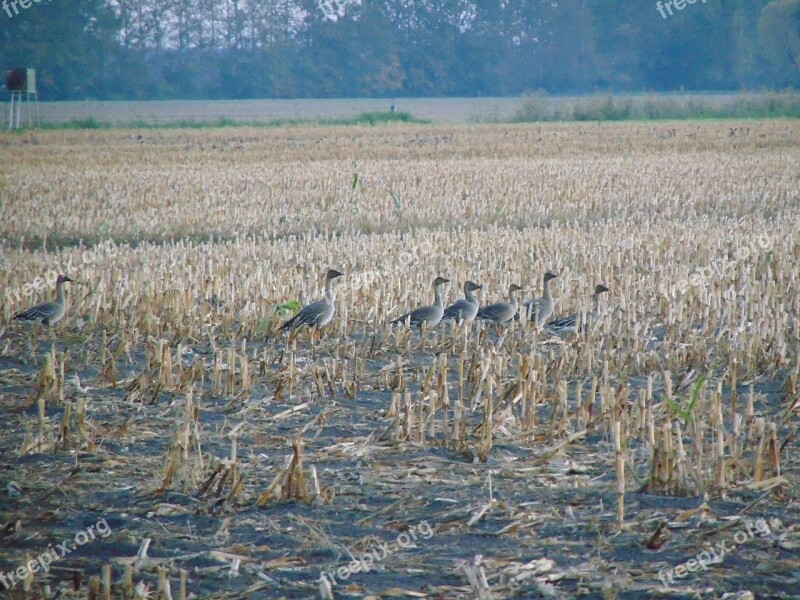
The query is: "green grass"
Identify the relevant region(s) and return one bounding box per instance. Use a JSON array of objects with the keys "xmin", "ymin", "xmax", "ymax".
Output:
[
  {"xmin": 18, "ymin": 93, "xmax": 800, "ymax": 131},
  {"xmin": 513, "ymin": 91, "xmax": 800, "ymax": 122},
  {"xmin": 32, "ymin": 111, "xmax": 428, "ymax": 131},
  {"xmin": 337, "ymin": 110, "xmax": 426, "ymax": 125}
]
